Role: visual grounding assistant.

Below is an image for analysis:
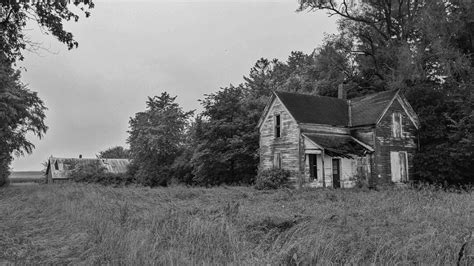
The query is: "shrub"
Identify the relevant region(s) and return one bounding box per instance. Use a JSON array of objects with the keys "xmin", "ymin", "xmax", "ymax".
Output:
[
  {"xmin": 69, "ymin": 160, "xmax": 133, "ymax": 186},
  {"xmin": 255, "ymin": 168, "xmax": 291, "ymax": 190}
]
